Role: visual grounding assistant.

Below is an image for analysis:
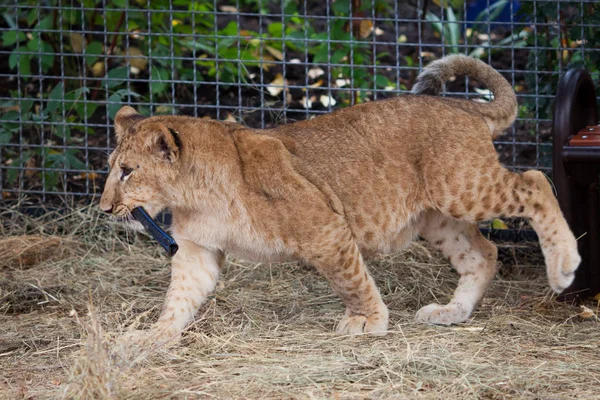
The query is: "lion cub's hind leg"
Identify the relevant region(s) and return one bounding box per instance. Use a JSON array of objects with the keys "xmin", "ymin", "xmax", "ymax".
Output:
[
  {"xmin": 507, "ymin": 171, "xmax": 580, "ymax": 293},
  {"xmin": 416, "ymin": 211, "xmax": 498, "ymax": 325},
  {"xmin": 300, "ymin": 218, "xmax": 388, "ymax": 335},
  {"xmin": 435, "ymin": 167, "xmax": 580, "ymax": 294}
]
